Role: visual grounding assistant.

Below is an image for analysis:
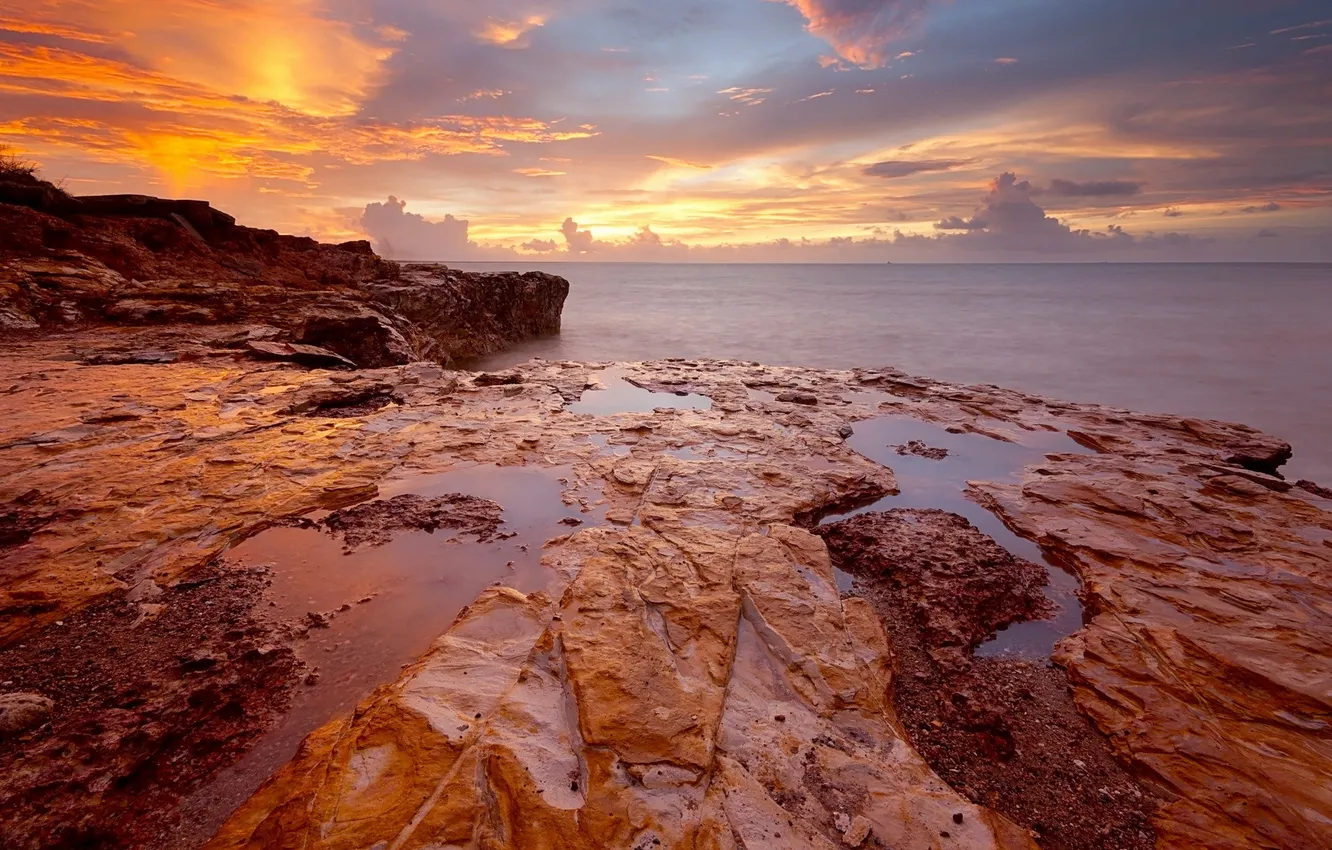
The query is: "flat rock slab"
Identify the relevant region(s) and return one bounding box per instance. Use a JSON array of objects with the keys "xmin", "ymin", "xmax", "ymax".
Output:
[
  {"xmin": 244, "ymin": 340, "xmax": 356, "ymax": 369},
  {"xmin": 0, "ymin": 338, "xmax": 1328, "ymax": 849}
]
